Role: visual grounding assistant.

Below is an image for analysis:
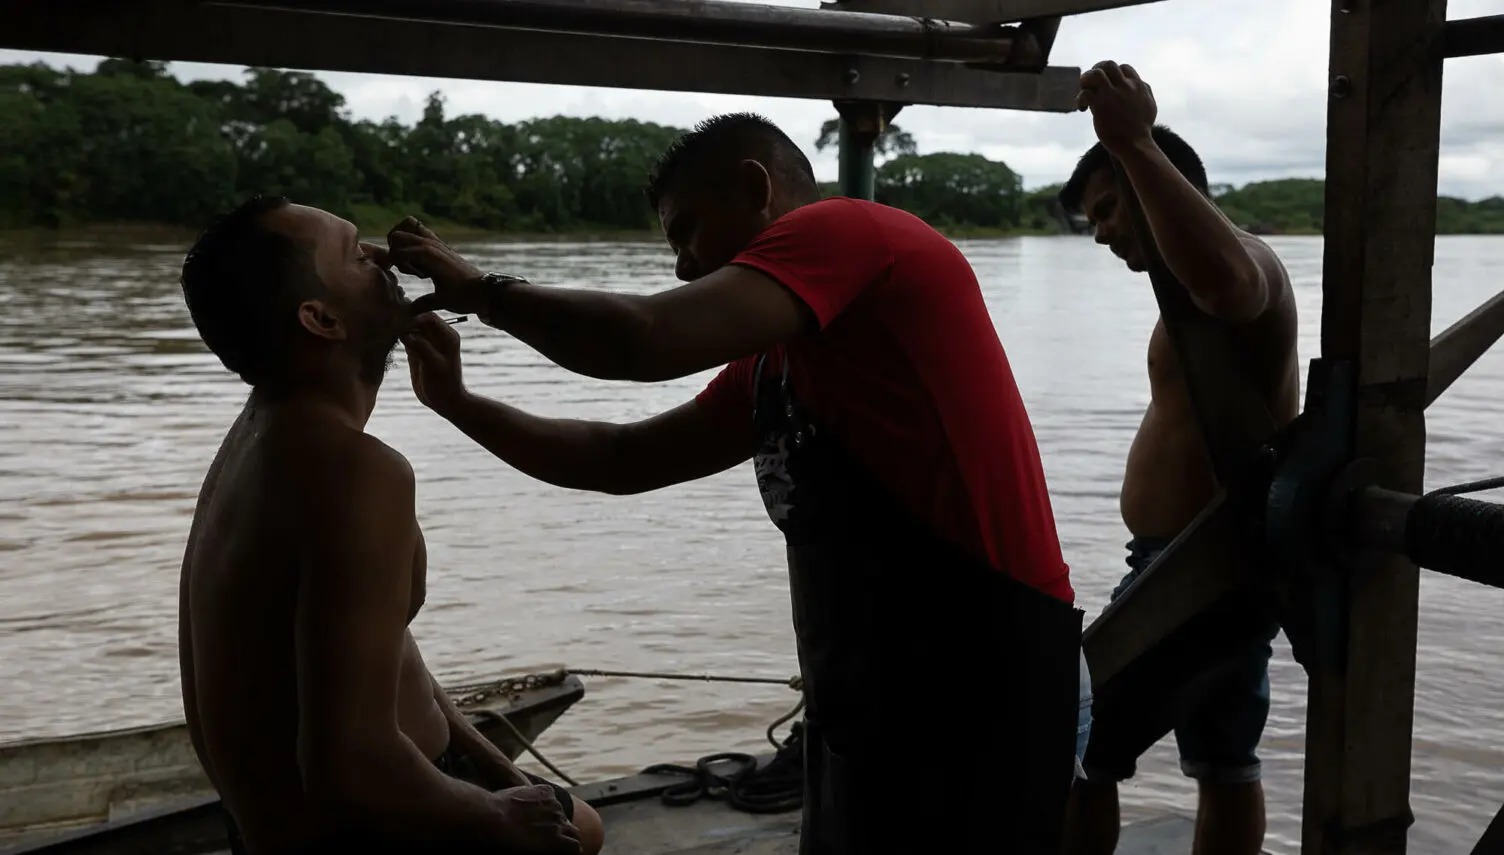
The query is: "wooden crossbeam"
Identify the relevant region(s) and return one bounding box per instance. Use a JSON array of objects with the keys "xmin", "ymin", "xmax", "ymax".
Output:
[
  {"xmin": 1472, "ymin": 803, "xmax": 1504, "ymax": 855},
  {"xmin": 1443, "ymin": 14, "xmax": 1504, "ymax": 59},
  {"xmin": 1426, "ymin": 288, "xmax": 1504, "ymax": 407},
  {"xmin": 1300, "ymin": 0, "xmax": 1446, "ymax": 852},
  {"xmin": 1081, "ymin": 492, "xmax": 1260, "ymax": 691}
]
